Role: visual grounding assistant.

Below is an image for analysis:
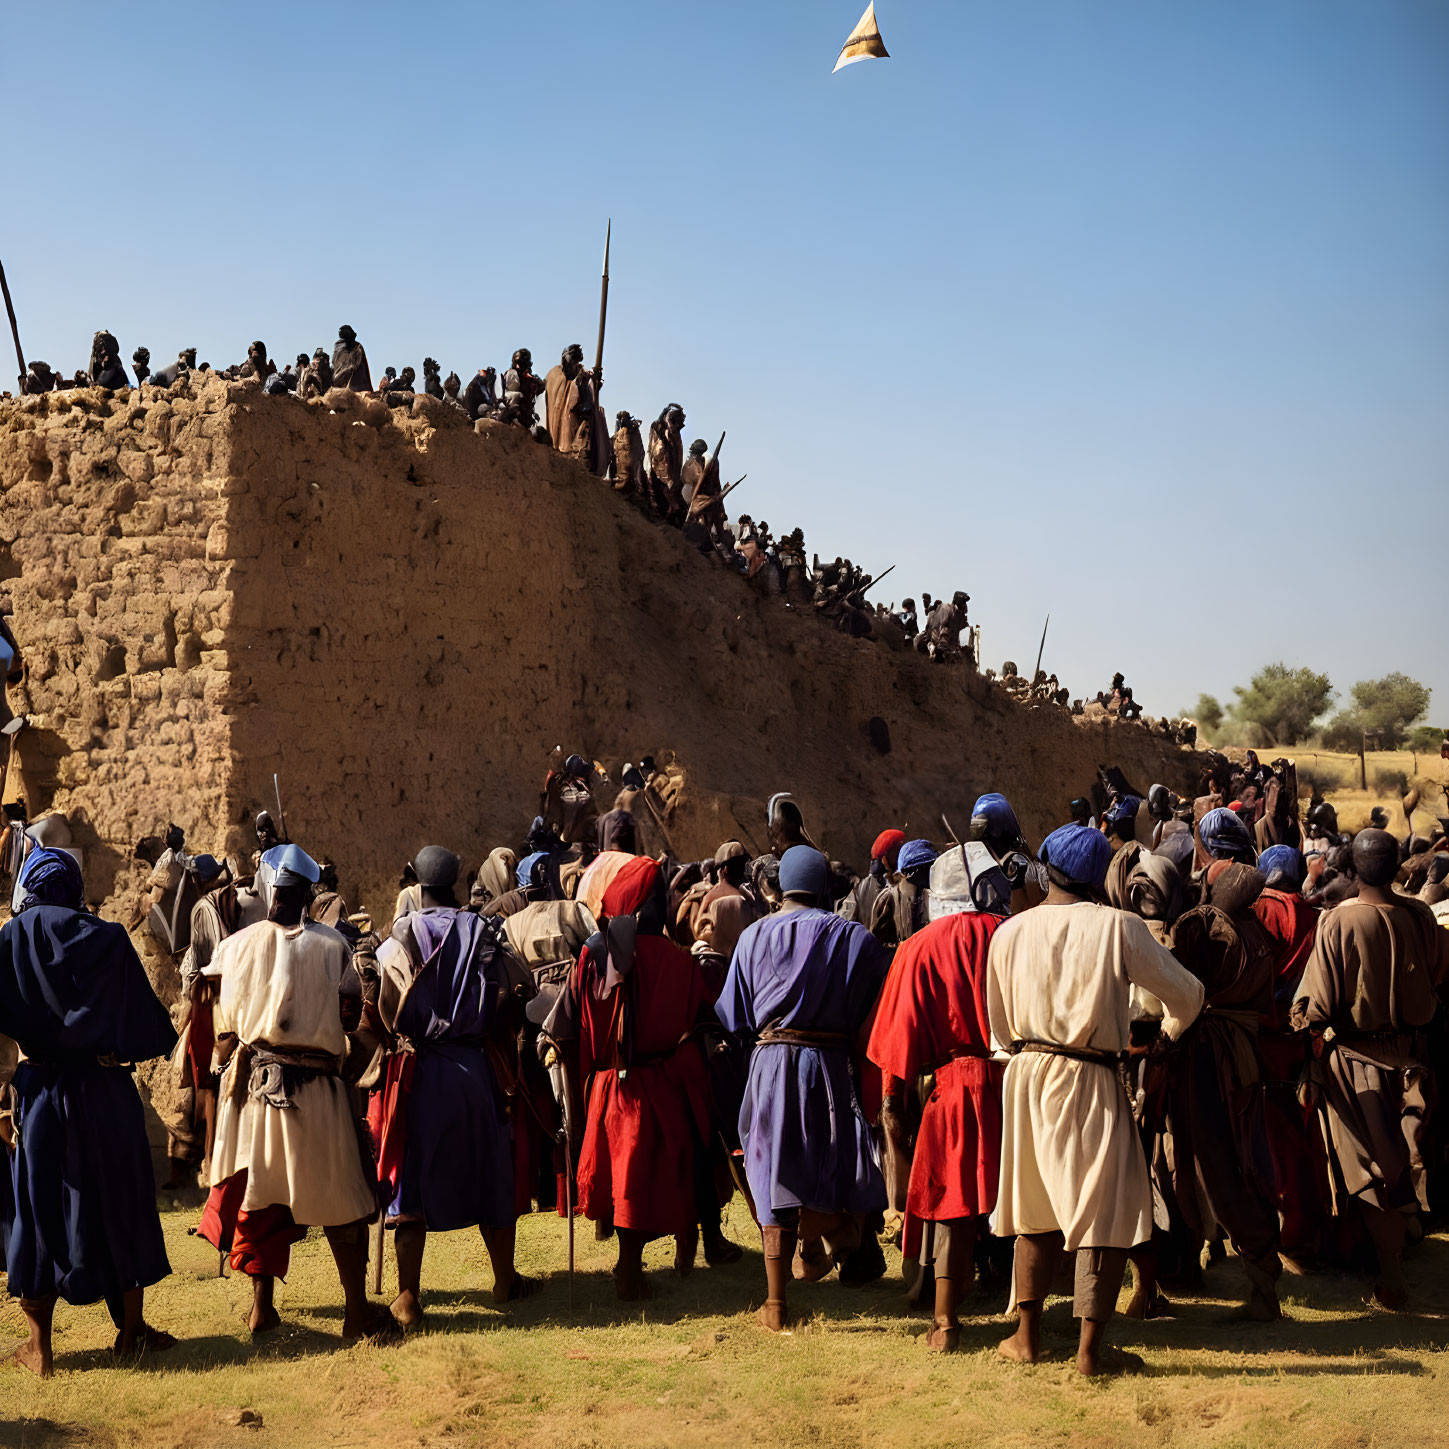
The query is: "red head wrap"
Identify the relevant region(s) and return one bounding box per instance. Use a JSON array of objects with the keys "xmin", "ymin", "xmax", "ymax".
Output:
[
  {"xmin": 871, "ymin": 829, "xmax": 907, "ymax": 867},
  {"xmin": 601, "ymin": 855, "xmax": 661, "ymax": 919}
]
